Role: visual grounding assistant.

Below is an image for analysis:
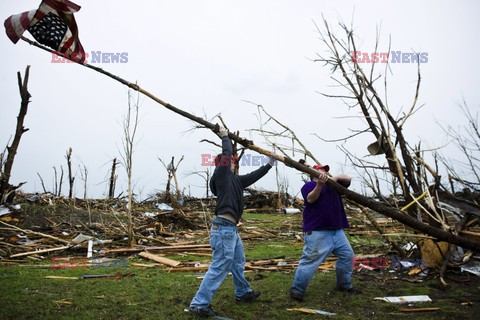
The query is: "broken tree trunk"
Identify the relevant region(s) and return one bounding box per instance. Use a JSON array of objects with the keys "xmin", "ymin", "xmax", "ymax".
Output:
[
  {"xmin": 66, "ymin": 147, "xmax": 74, "ymax": 198},
  {"xmin": 20, "ymin": 36, "xmax": 480, "ymax": 252},
  {"xmin": 108, "ymin": 158, "xmax": 118, "ymax": 199},
  {"xmin": 0, "ymin": 66, "xmax": 31, "ymax": 204}
]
